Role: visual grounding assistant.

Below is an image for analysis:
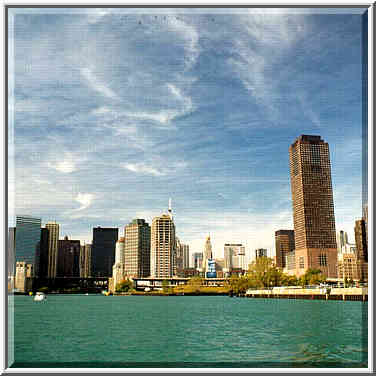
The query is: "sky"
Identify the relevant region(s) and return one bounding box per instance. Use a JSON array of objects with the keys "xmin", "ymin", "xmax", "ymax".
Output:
[{"xmin": 8, "ymin": 7, "xmax": 367, "ymax": 264}]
